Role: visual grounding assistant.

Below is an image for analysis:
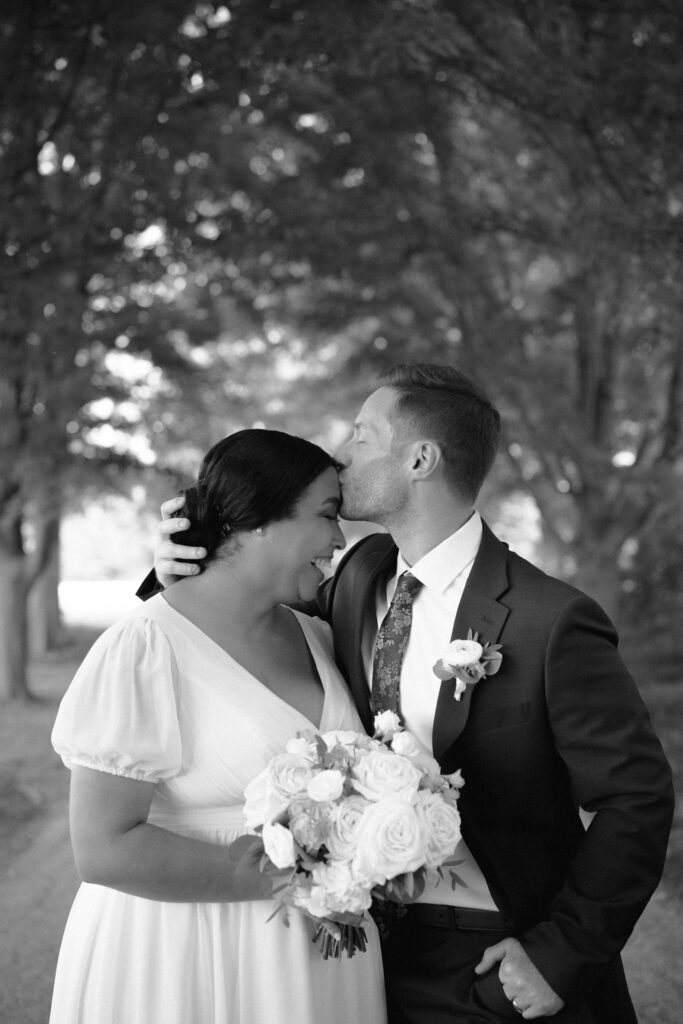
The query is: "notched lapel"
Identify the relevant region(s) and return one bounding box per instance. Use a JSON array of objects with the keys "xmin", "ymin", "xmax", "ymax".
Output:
[
  {"xmin": 432, "ymin": 524, "xmax": 511, "ymax": 765},
  {"xmin": 332, "ymin": 535, "xmax": 396, "ymax": 734}
]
